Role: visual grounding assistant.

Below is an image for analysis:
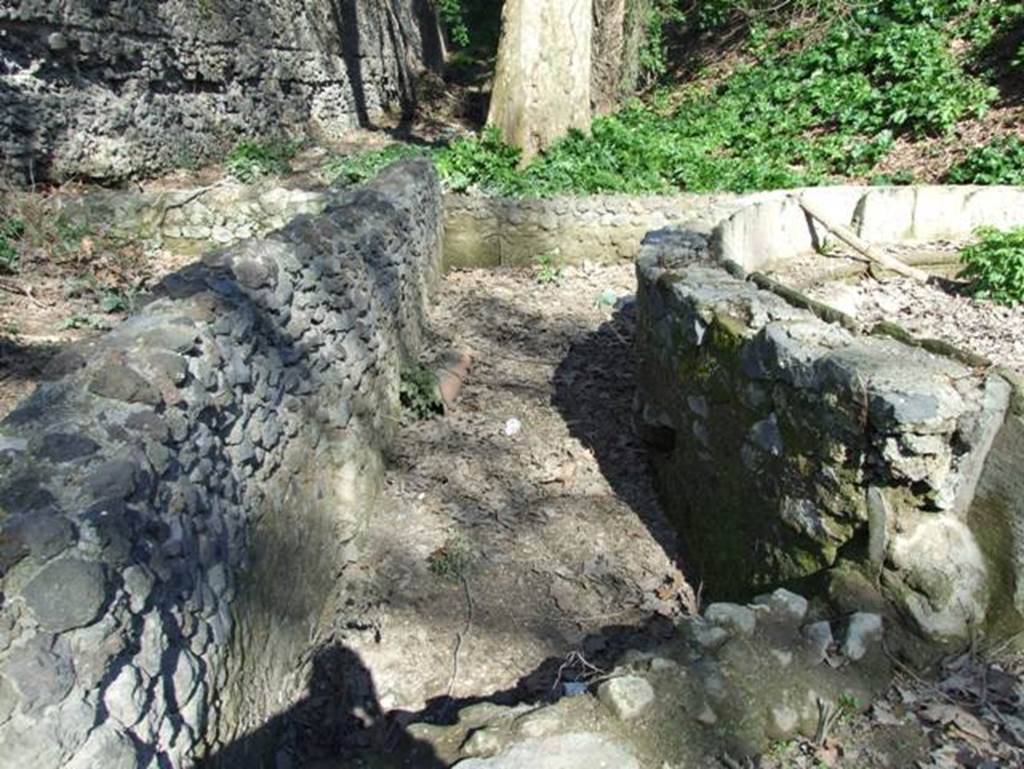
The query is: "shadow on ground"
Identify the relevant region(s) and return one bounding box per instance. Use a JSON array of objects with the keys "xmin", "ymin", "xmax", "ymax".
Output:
[
  {"xmin": 550, "ymin": 301, "xmax": 690, "ymax": 573},
  {"xmin": 200, "ymin": 642, "xmax": 445, "ymax": 769}
]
